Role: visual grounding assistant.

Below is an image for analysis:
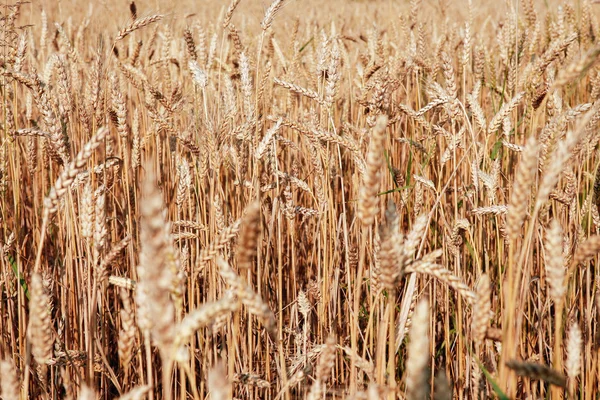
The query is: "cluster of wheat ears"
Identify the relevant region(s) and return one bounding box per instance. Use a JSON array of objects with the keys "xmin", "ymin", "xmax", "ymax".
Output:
[{"xmin": 3, "ymin": 0, "xmax": 600, "ymax": 398}]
